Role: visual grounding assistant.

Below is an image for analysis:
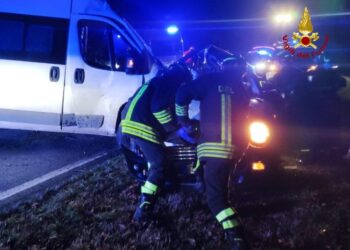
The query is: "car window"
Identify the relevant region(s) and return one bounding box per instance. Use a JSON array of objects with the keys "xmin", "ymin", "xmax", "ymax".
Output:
[
  {"xmin": 111, "ymin": 29, "xmax": 131, "ymax": 72},
  {"xmin": 79, "ymin": 21, "xmax": 112, "ymax": 70},
  {"xmin": 0, "ymin": 13, "xmax": 68, "ymax": 64},
  {"xmin": 0, "ymin": 20, "xmax": 24, "ymax": 53},
  {"xmin": 79, "ymin": 20, "xmax": 140, "ymax": 72},
  {"xmin": 26, "ymin": 25, "xmax": 54, "ymax": 59}
]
